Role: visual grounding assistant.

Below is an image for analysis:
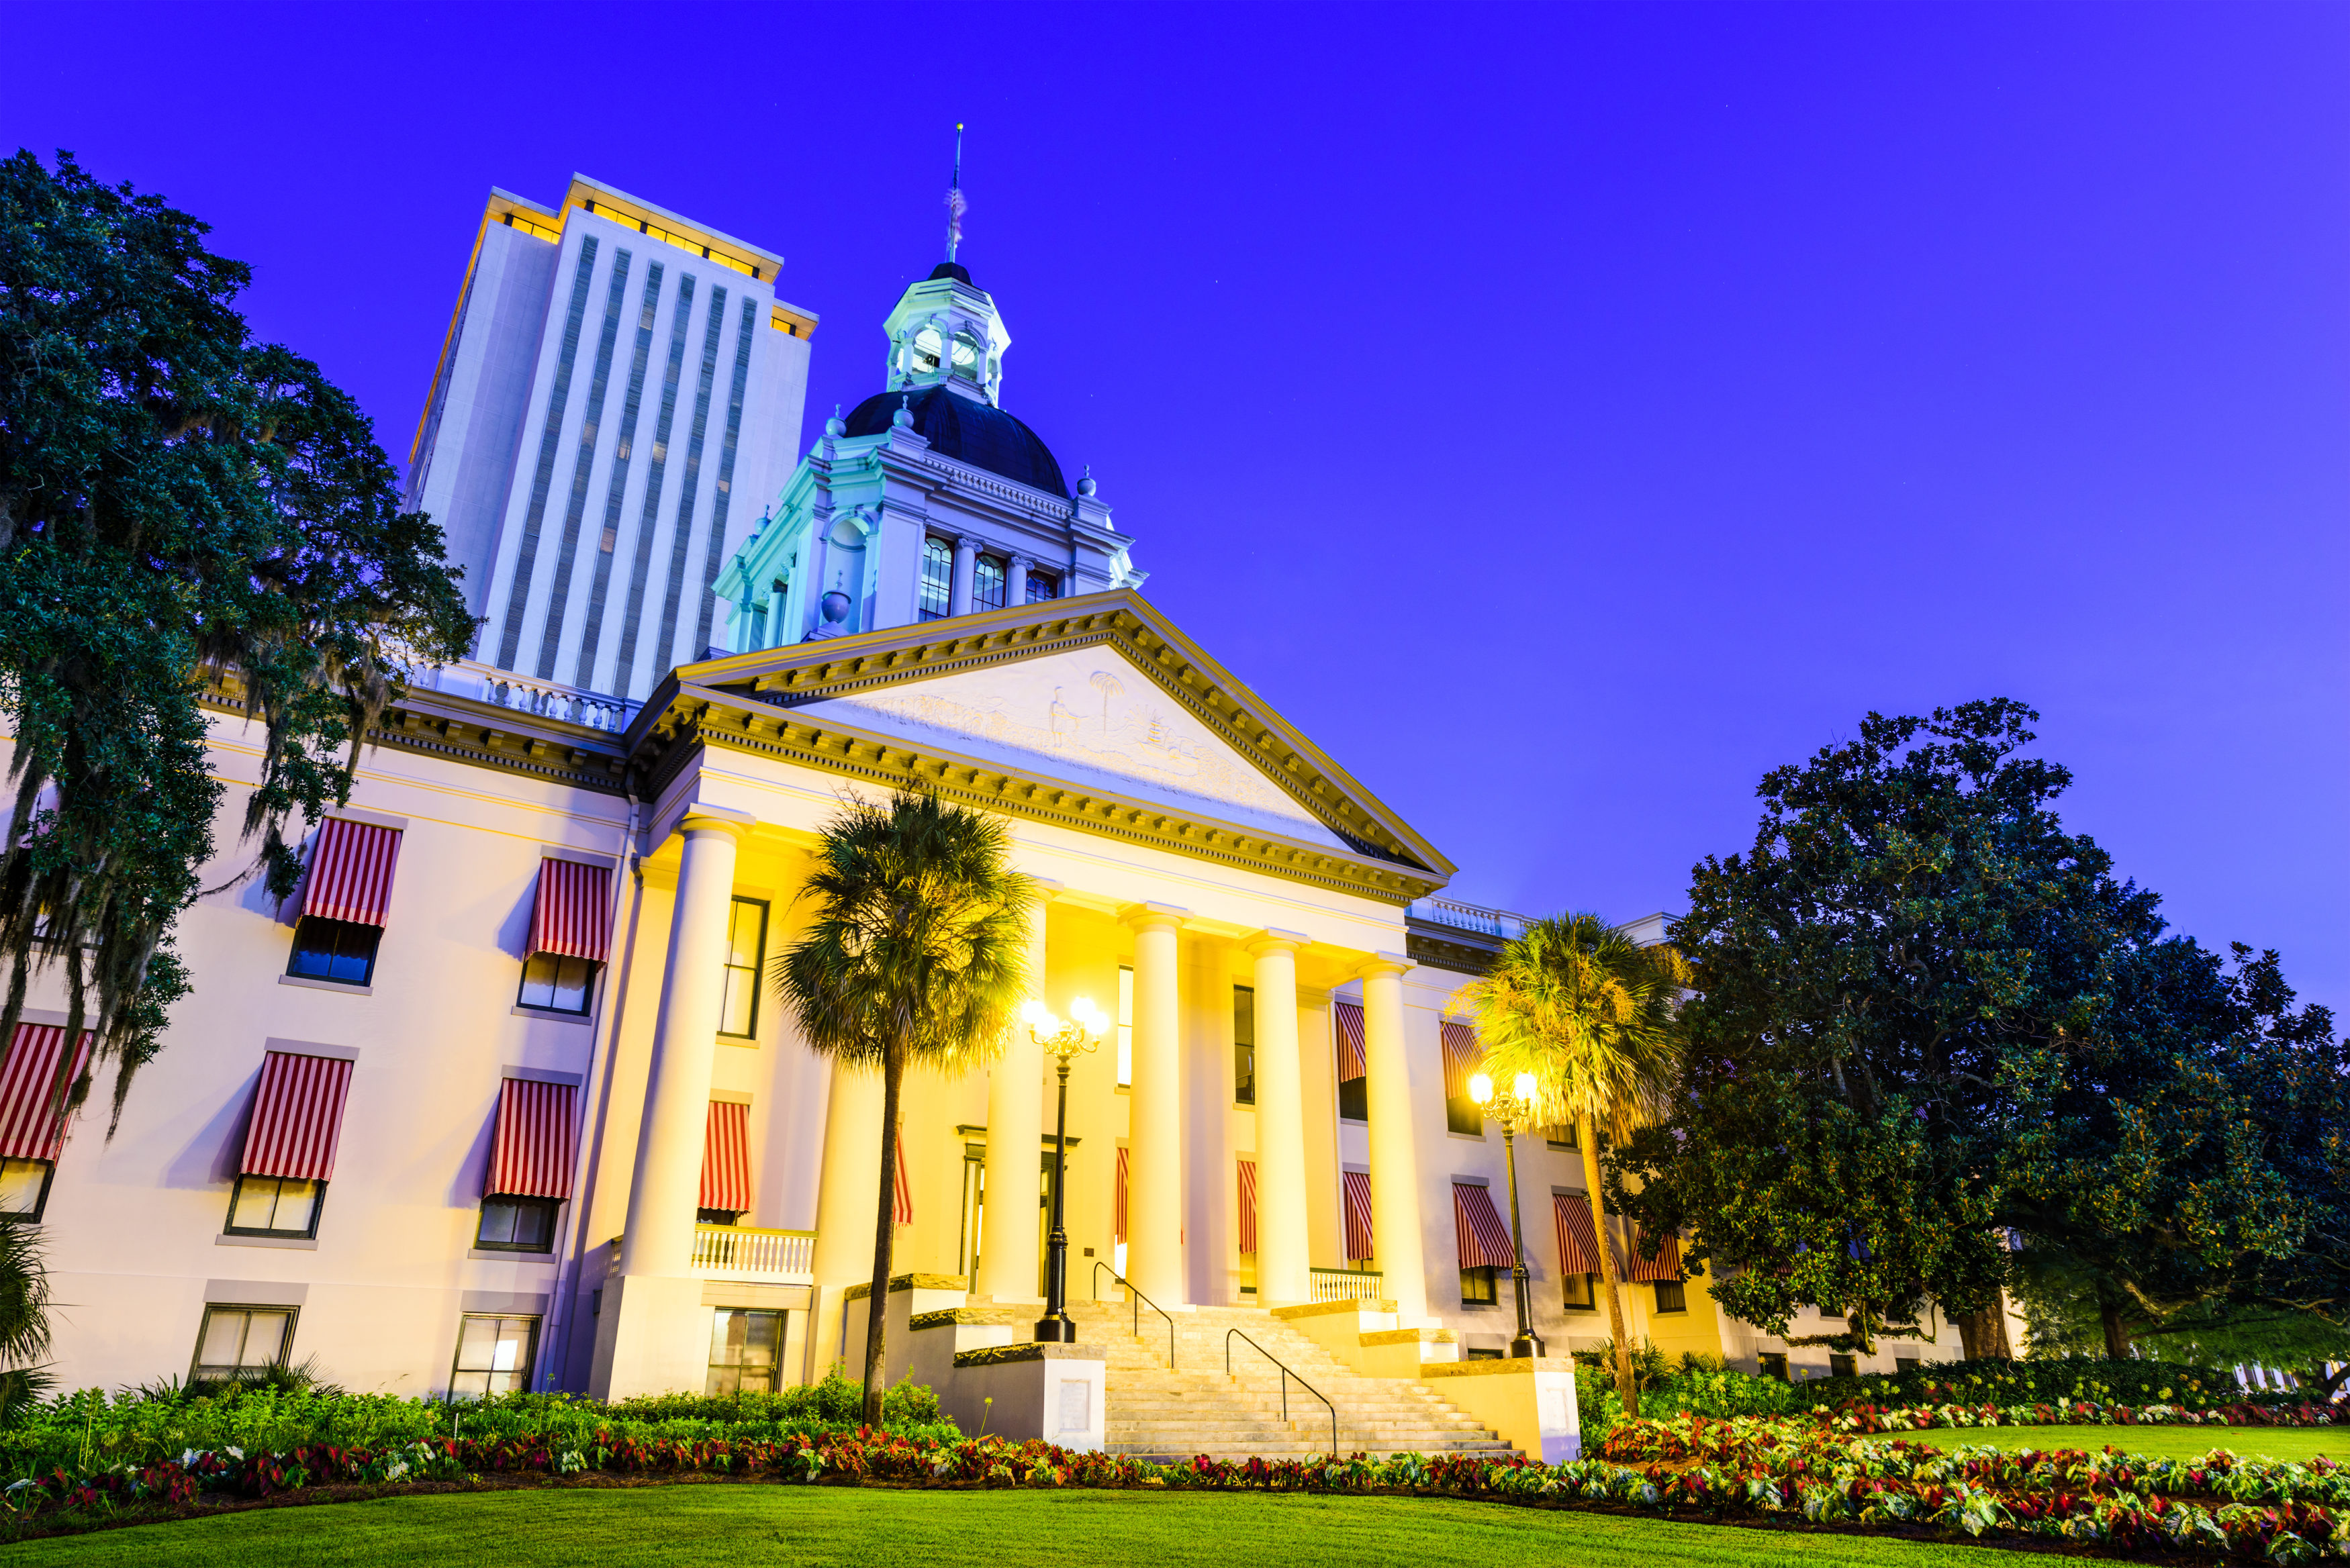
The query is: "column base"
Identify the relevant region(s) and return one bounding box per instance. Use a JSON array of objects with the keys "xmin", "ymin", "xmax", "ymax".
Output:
[{"xmin": 591, "ymin": 1273, "xmax": 710, "ymax": 1401}]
